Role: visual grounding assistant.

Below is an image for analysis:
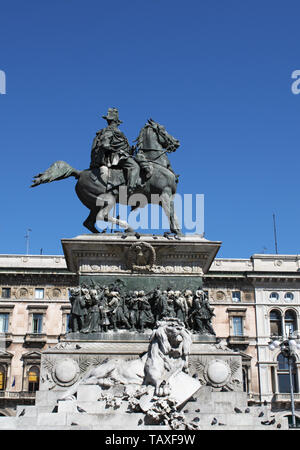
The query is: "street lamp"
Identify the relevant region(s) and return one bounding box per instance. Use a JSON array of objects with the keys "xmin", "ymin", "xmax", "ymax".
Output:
[{"xmin": 269, "ymin": 335, "xmax": 300, "ymax": 428}]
